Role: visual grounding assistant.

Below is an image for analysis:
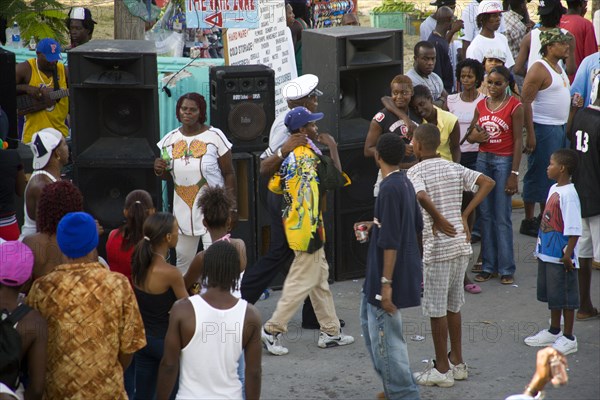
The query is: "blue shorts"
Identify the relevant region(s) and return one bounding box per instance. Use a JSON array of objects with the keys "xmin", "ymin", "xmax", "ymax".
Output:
[
  {"xmin": 523, "ymin": 123, "xmax": 566, "ymax": 203},
  {"xmin": 537, "ymin": 260, "xmax": 580, "ymax": 310}
]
